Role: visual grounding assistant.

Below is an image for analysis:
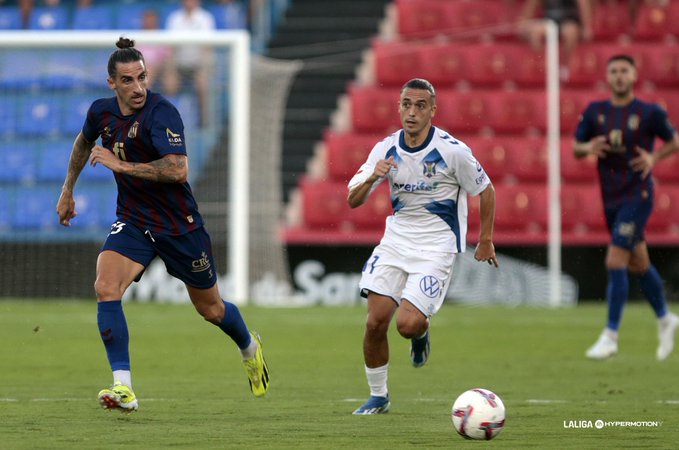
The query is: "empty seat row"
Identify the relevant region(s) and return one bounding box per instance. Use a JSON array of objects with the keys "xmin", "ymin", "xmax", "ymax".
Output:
[
  {"xmin": 0, "ymin": 94, "xmax": 94, "ymax": 137},
  {"xmin": 348, "ymin": 85, "xmax": 679, "ymax": 135},
  {"xmin": 396, "ymin": 0, "xmax": 679, "ymax": 42},
  {"xmin": 291, "ymin": 178, "xmax": 679, "ymax": 245},
  {"xmin": 0, "ymin": 139, "xmax": 112, "ymax": 184},
  {"xmin": 0, "ymin": 184, "xmax": 116, "ymax": 231},
  {"xmin": 0, "ymin": 2, "xmax": 247, "ymax": 31},
  {"xmin": 374, "ymin": 40, "xmax": 679, "ymax": 89}
]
